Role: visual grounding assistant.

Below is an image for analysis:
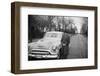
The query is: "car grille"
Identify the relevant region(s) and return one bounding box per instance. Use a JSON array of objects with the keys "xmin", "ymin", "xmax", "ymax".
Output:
[{"xmin": 31, "ymin": 50, "xmax": 50, "ymax": 55}]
